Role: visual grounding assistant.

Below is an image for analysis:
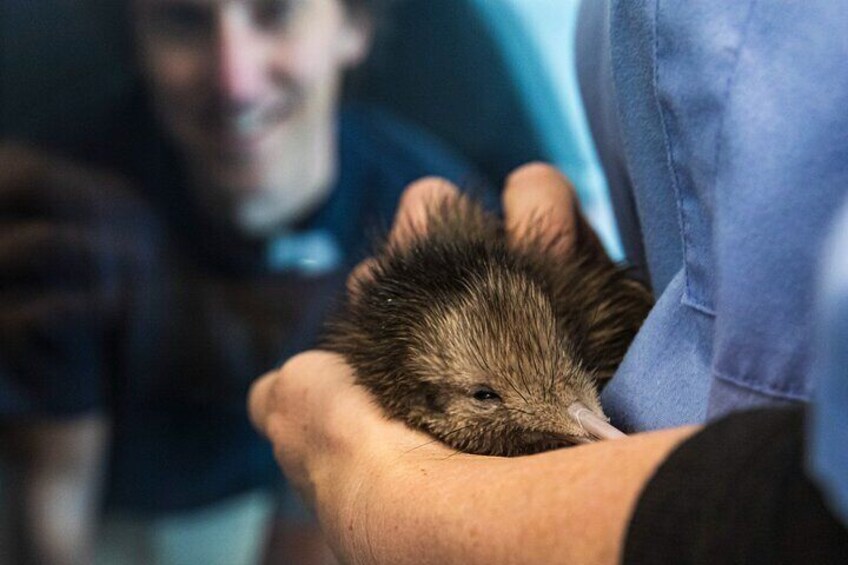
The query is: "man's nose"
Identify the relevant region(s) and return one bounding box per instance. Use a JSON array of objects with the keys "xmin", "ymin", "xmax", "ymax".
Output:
[{"xmin": 216, "ymin": 9, "xmax": 265, "ymax": 104}]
